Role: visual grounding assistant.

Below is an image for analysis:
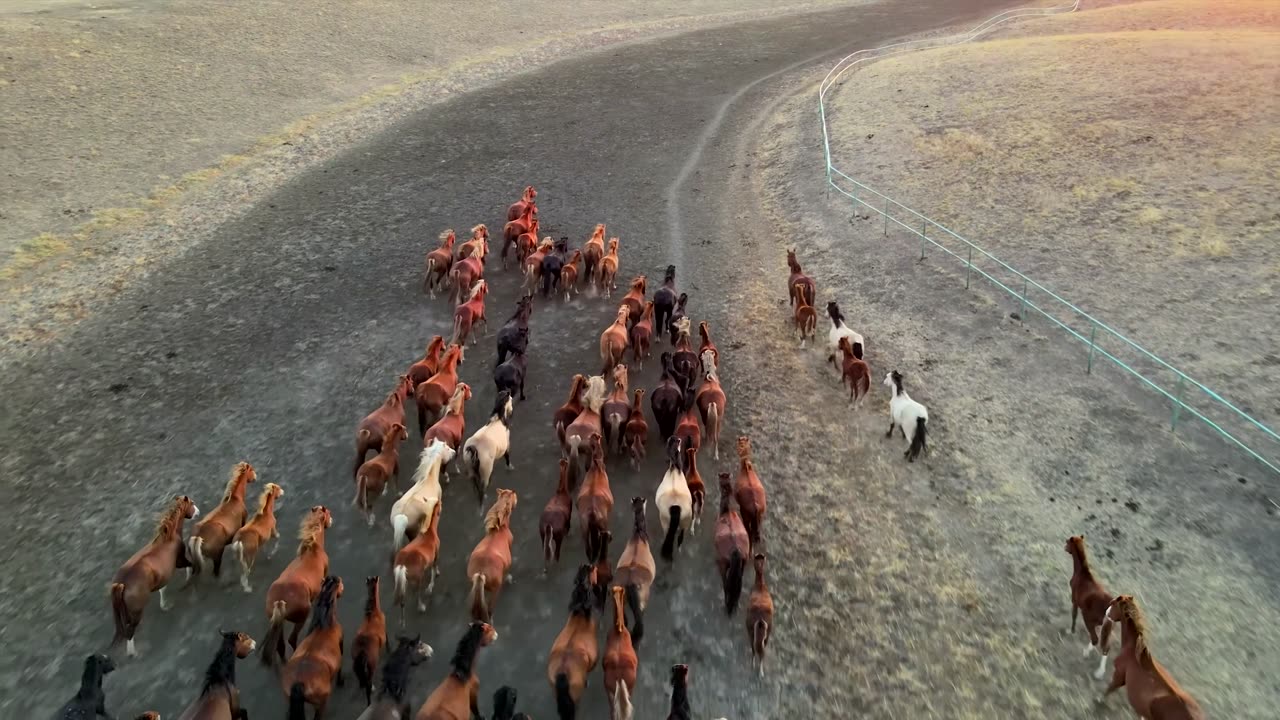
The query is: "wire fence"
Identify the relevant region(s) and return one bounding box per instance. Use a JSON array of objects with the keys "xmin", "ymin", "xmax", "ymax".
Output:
[{"xmin": 816, "ymin": 1, "xmax": 1280, "ymax": 477}]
